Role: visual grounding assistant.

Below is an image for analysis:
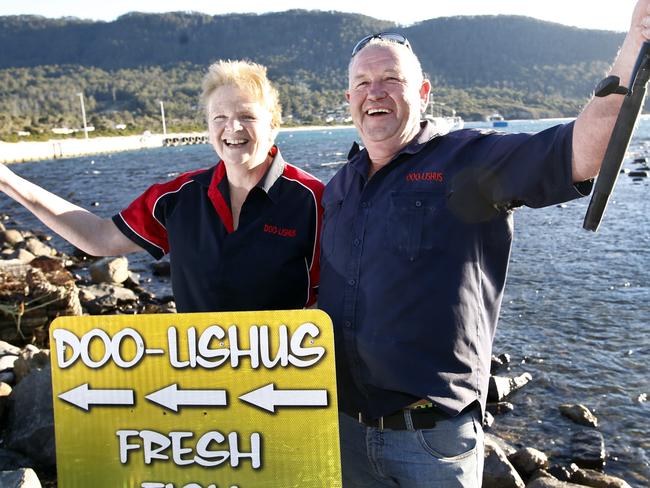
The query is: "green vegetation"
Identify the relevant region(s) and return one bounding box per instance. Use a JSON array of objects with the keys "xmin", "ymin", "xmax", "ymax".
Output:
[{"xmin": 0, "ymin": 11, "xmax": 631, "ymax": 140}]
